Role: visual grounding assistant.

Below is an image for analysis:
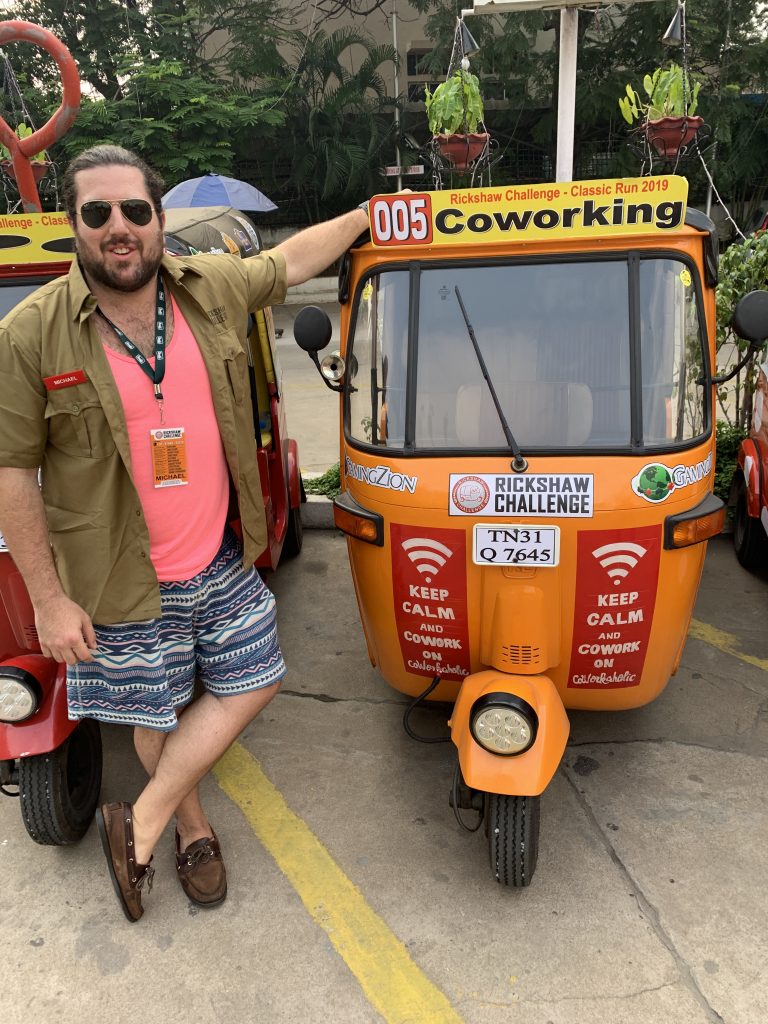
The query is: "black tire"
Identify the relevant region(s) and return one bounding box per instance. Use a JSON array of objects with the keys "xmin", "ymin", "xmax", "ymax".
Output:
[
  {"xmin": 281, "ymin": 477, "xmax": 306, "ymax": 561},
  {"xmin": 733, "ymin": 476, "xmax": 768, "ymax": 569},
  {"xmin": 18, "ymin": 719, "xmax": 102, "ymax": 845},
  {"xmin": 486, "ymin": 793, "xmax": 540, "ymax": 887}
]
